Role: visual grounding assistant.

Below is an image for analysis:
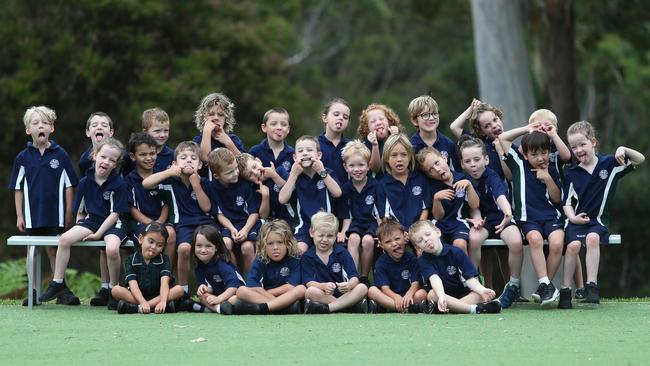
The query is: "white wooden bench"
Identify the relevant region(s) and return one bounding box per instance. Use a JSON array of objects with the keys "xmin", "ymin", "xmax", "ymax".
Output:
[{"xmin": 7, "ymin": 236, "xmax": 134, "ymax": 309}]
